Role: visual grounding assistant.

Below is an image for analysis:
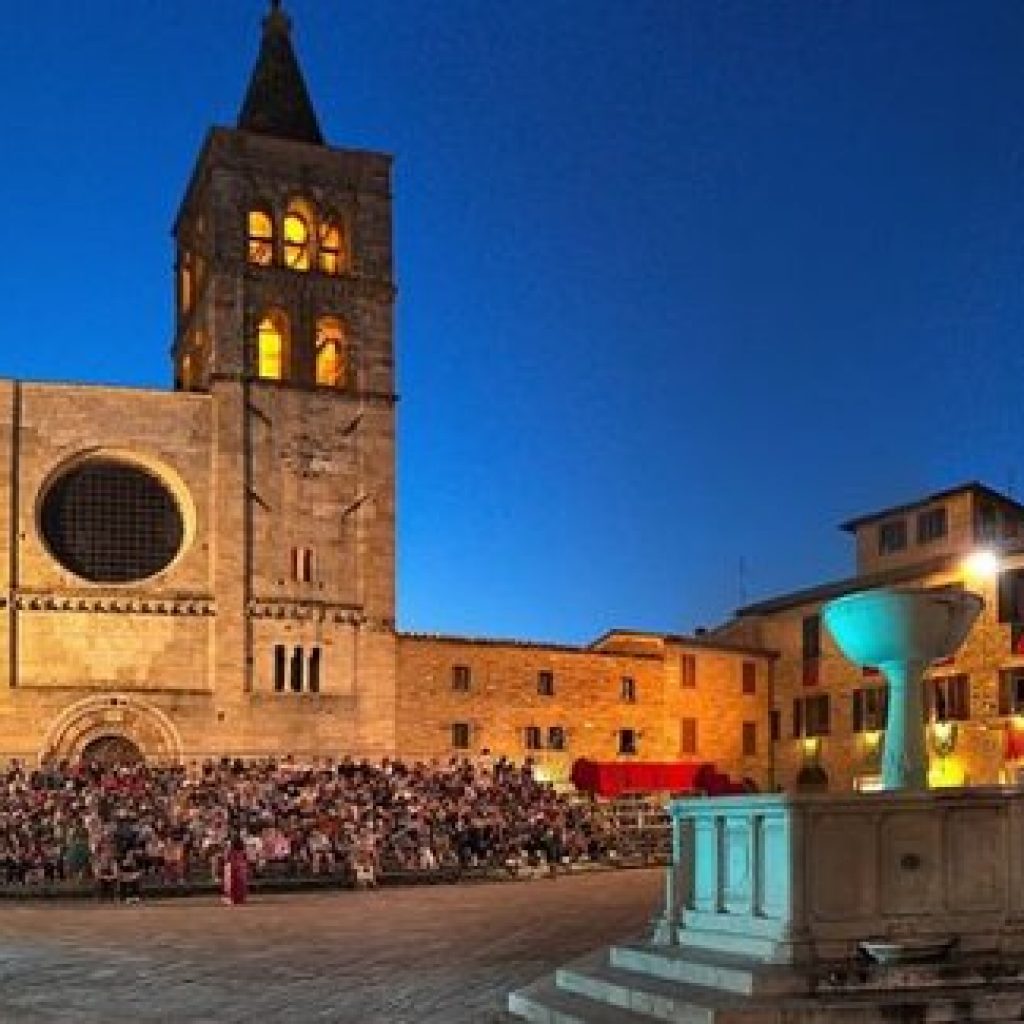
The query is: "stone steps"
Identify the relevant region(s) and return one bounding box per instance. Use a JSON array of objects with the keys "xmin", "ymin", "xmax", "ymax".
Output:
[
  {"xmin": 508, "ymin": 943, "xmax": 1024, "ymax": 1023},
  {"xmin": 610, "ymin": 943, "xmax": 807, "ymax": 997},
  {"xmin": 555, "ymin": 950, "xmax": 767, "ymax": 1023},
  {"xmin": 508, "ymin": 972, "xmax": 657, "ymax": 1024}
]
